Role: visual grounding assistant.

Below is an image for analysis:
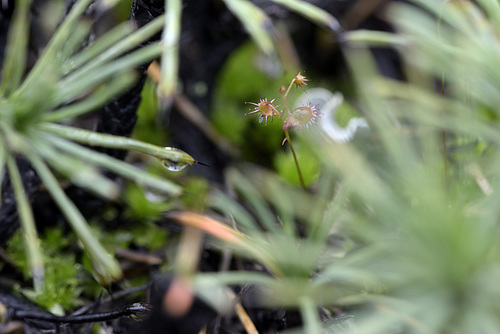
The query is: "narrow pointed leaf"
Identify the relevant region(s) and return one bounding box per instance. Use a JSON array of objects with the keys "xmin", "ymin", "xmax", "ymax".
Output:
[
  {"xmin": 5, "ymin": 153, "xmax": 45, "ymax": 292},
  {"xmin": 27, "ymin": 152, "xmax": 122, "ymax": 286}
]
